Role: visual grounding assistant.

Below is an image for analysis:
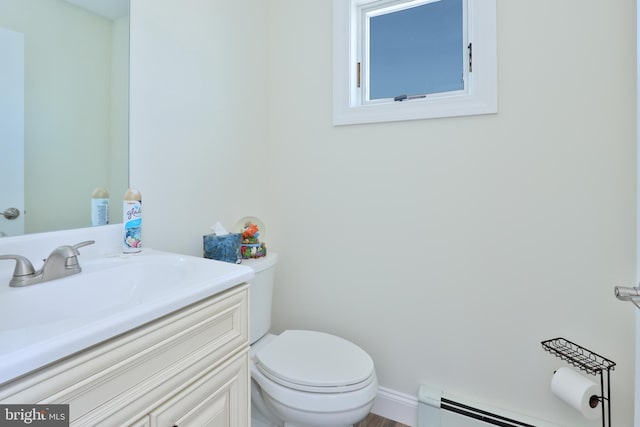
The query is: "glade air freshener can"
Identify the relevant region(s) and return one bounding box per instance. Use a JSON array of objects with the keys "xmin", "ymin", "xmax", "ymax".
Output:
[{"xmin": 123, "ymin": 188, "xmax": 142, "ymax": 253}]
